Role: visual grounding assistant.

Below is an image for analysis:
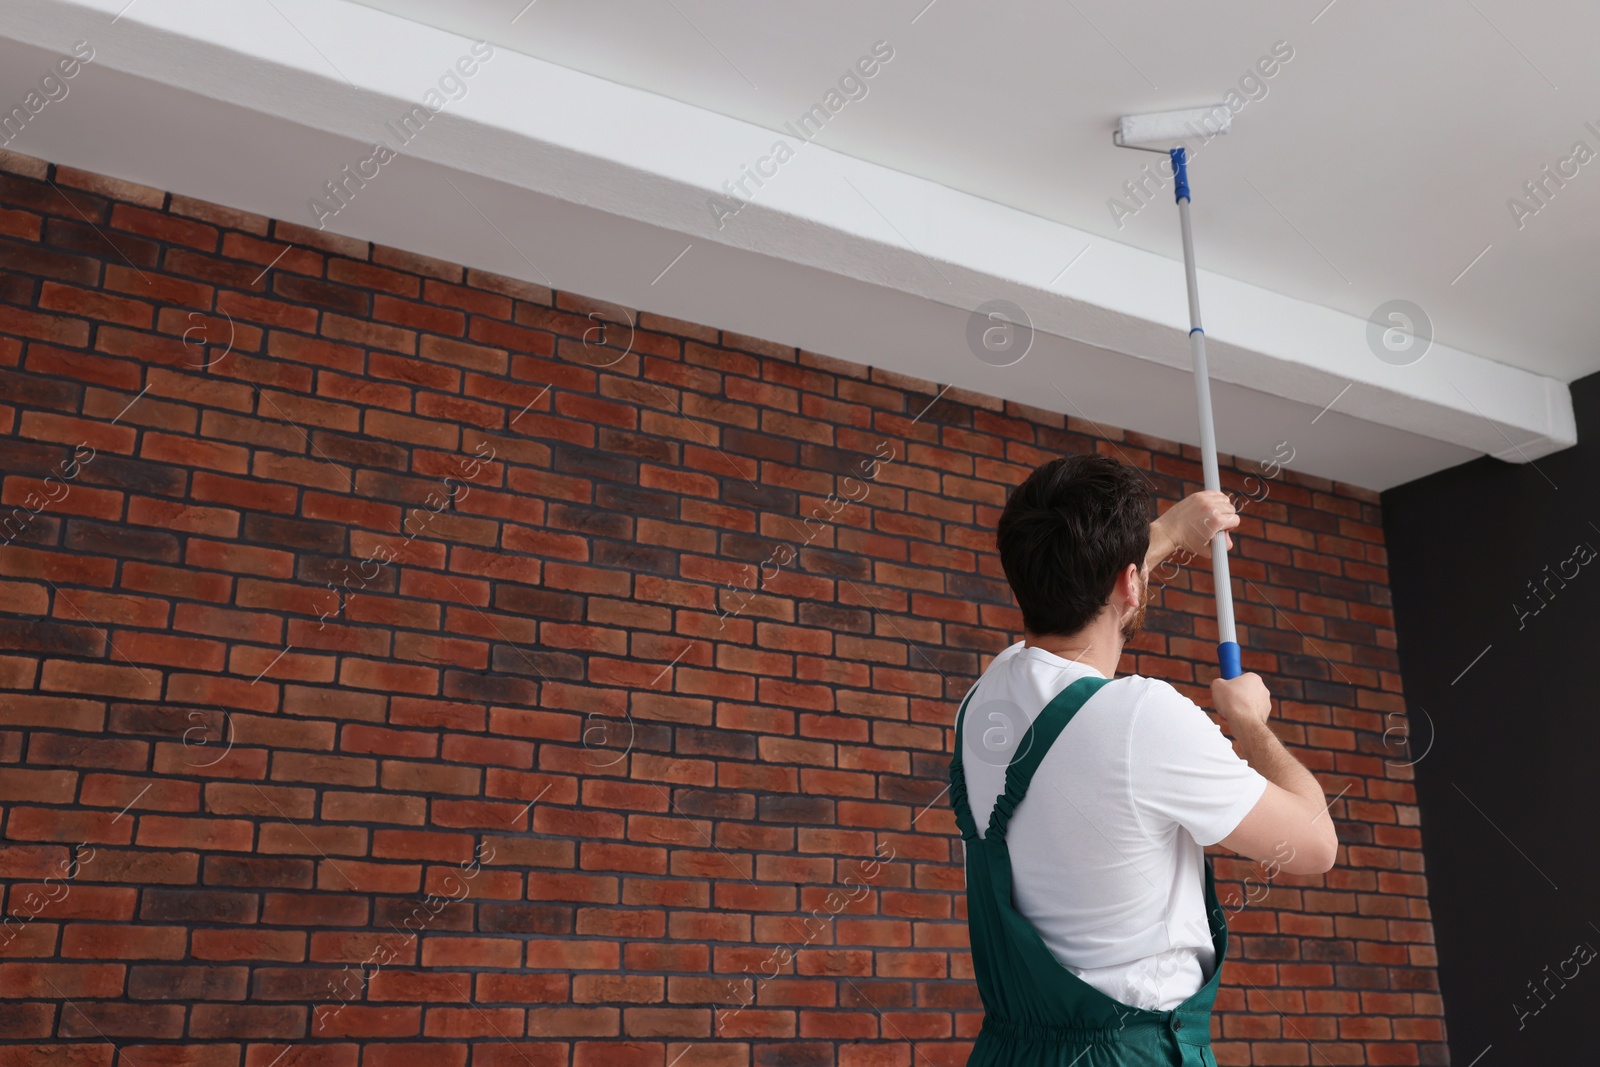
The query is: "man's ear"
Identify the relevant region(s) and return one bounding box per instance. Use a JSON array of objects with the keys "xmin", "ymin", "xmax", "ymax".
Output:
[{"xmin": 1116, "ymin": 562, "xmax": 1143, "ymax": 609}]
